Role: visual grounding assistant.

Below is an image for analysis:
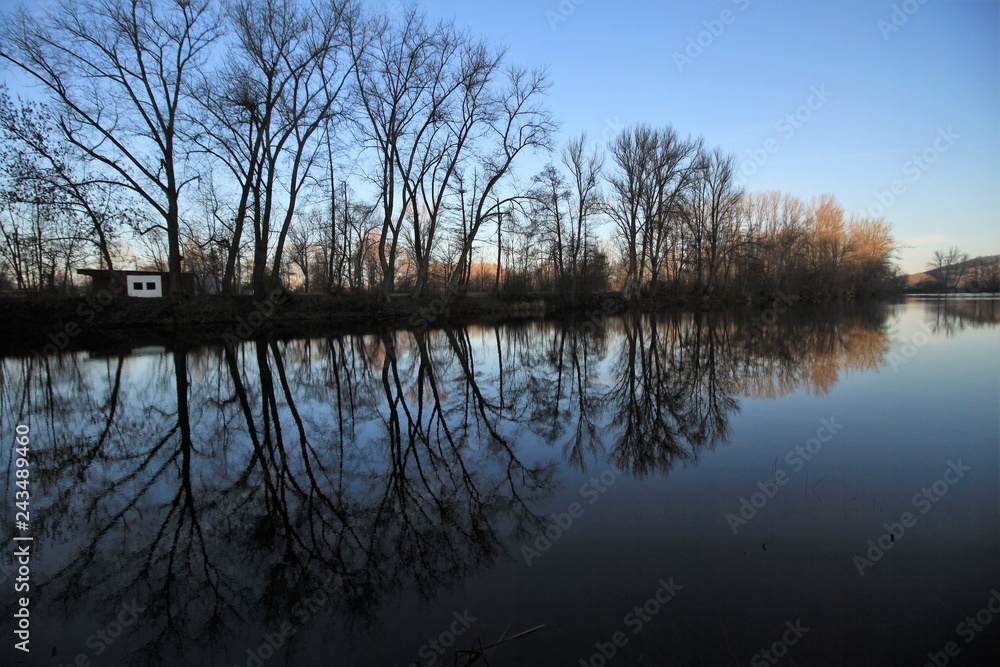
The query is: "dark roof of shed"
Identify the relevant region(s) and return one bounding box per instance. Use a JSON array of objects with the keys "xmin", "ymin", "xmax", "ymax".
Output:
[{"xmin": 77, "ymin": 268, "xmax": 196, "ymax": 277}]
